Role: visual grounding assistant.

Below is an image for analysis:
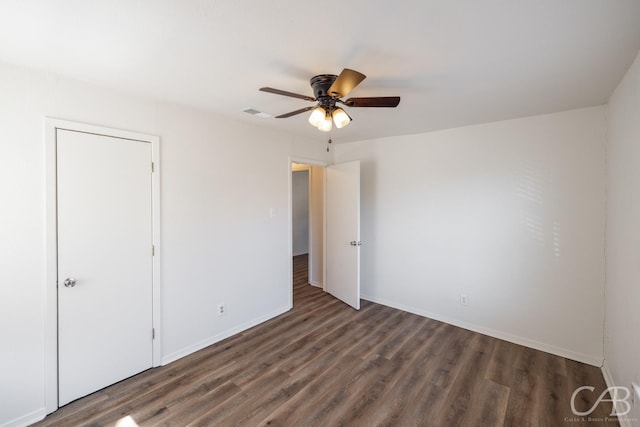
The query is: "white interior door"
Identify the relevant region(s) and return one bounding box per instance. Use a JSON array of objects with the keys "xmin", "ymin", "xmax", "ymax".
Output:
[
  {"xmin": 57, "ymin": 129, "xmax": 153, "ymax": 406},
  {"xmin": 325, "ymin": 161, "xmax": 361, "ymax": 309}
]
